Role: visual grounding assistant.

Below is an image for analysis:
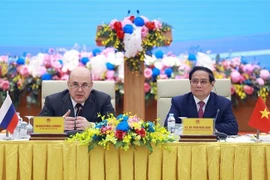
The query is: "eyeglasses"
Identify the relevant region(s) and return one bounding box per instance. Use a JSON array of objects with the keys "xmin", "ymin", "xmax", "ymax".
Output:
[
  {"xmin": 69, "ymin": 82, "xmax": 92, "ymax": 89},
  {"xmin": 190, "ymin": 79, "xmax": 209, "ymax": 86}
]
